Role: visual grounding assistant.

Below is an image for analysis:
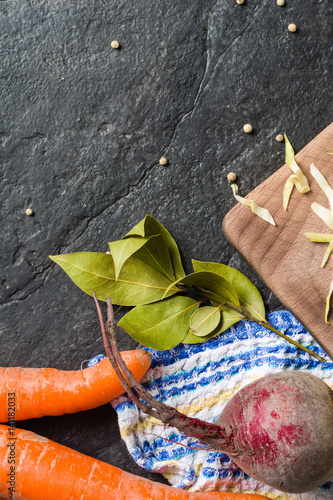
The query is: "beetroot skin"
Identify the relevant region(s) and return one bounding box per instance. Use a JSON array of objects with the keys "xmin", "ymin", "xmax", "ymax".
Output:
[{"xmin": 215, "ymin": 371, "xmax": 333, "ymax": 492}]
